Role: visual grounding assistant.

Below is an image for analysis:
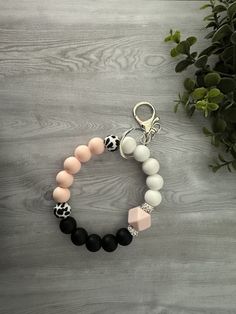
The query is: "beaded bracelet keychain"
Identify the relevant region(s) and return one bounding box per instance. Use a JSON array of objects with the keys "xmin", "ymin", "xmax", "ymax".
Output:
[{"xmin": 52, "ymin": 102, "xmax": 164, "ymax": 253}]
